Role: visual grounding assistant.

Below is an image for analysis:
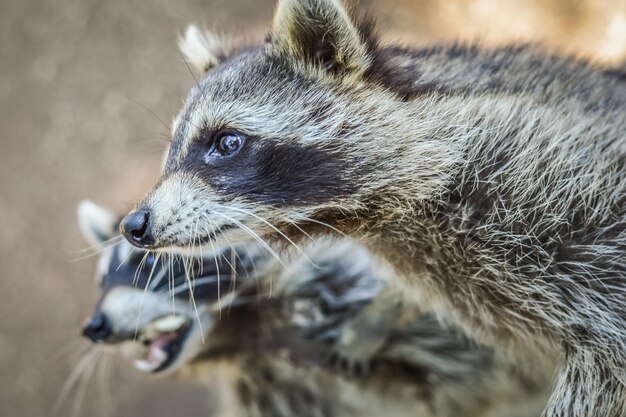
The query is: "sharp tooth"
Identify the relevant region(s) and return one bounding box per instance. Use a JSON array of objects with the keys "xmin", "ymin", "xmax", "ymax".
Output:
[
  {"xmin": 149, "ymin": 346, "xmax": 167, "ymax": 364},
  {"xmin": 133, "ymin": 359, "xmax": 159, "ymax": 372},
  {"xmin": 153, "ymin": 315, "xmax": 187, "ymax": 332},
  {"xmin": 133, "ymin": 345, "xmax": 169, "ymax": 372}
]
